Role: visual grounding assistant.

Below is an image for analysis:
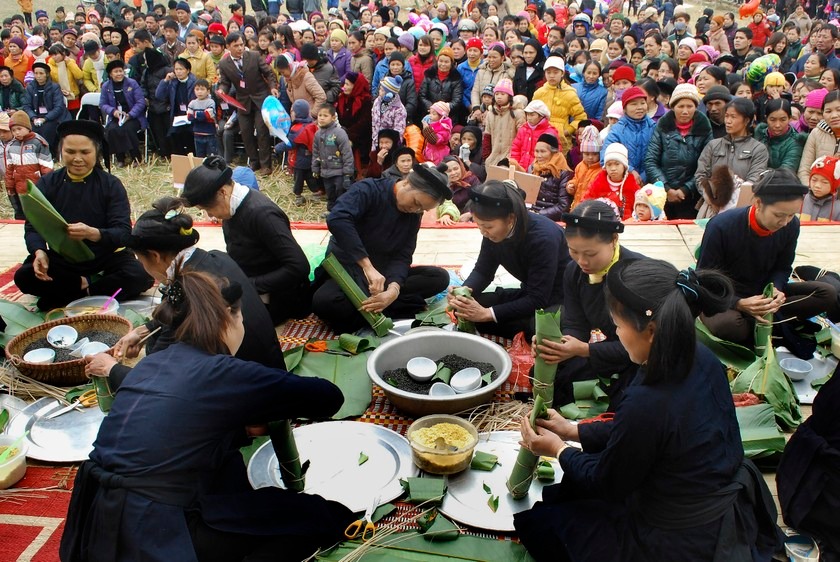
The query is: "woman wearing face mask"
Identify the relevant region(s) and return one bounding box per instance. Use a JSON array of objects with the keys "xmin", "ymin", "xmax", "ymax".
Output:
[
  {"xmin": 754, "ymin": 98, "xmax": 807, "ymax": 172},
  {"xmin": 573, "ymin": 60, "xmax": 607, "ymax": 121},
  {"xmin": 447, "ymin": 180, "xmax": 571, "ymax": 339},
  {"xmin": 154, "ymin": 58, "xmax": 197, "ymax": 156},
  {"xmin": 513, "ymin": 38, "xmax": 546, "ymax": 100}
]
